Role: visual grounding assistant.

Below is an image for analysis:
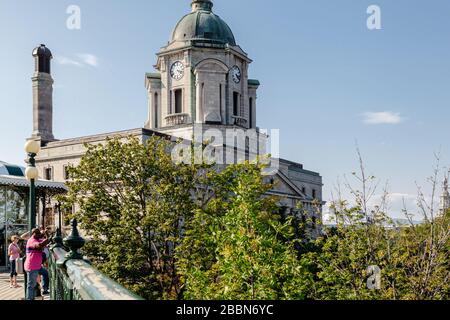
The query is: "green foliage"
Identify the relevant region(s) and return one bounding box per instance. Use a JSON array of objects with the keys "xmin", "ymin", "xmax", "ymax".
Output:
[
  {"xmin": 61, "ymin": 136, "xmax": 449, "ymax": 300},
  {"xmin": 298, "ymin": 204, "xmax": 450, "ymax": 300},
  {"xmin": 63, "ymin": 136, "xmax": 208, "ymax": 299},
  {"xmin": 62, "ymin": 136, "xmax": 304, "ymax": 300},
  {"xmin": 177, "ymin": 163, "xmax": 308, "ymax": 300}
]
